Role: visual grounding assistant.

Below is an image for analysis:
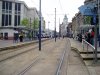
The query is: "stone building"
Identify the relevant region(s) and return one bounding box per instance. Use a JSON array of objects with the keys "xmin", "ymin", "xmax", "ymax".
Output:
[
  {"xmin": 60, "ymin": 15, "xmax": 68, "ymax": 37},
  {"xmin": 0, "ymin": 0, "xmax": 45, "ymax": 40}
]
